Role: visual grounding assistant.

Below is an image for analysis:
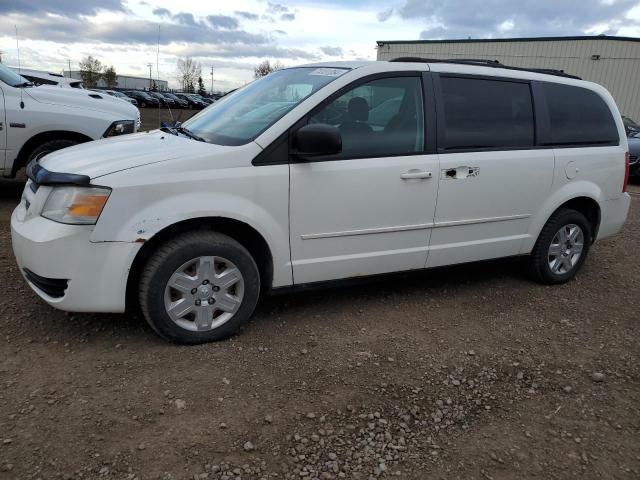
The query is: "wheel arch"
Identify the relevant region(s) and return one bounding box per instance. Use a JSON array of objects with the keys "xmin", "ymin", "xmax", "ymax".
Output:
[
  {"xmin": 555, "ymin": 196, "xmax": 601, "ymax": 242},
  {"xmin": 13, "ymin": 130, "xmax": 94, "ymax": 176},
  {"xmin": 125, "ymin": 216, "xmax": 274, "ymax": 312},
  {"xmin": 526, "ymin": 190, "xmax": 602, "ymax": 254}
]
